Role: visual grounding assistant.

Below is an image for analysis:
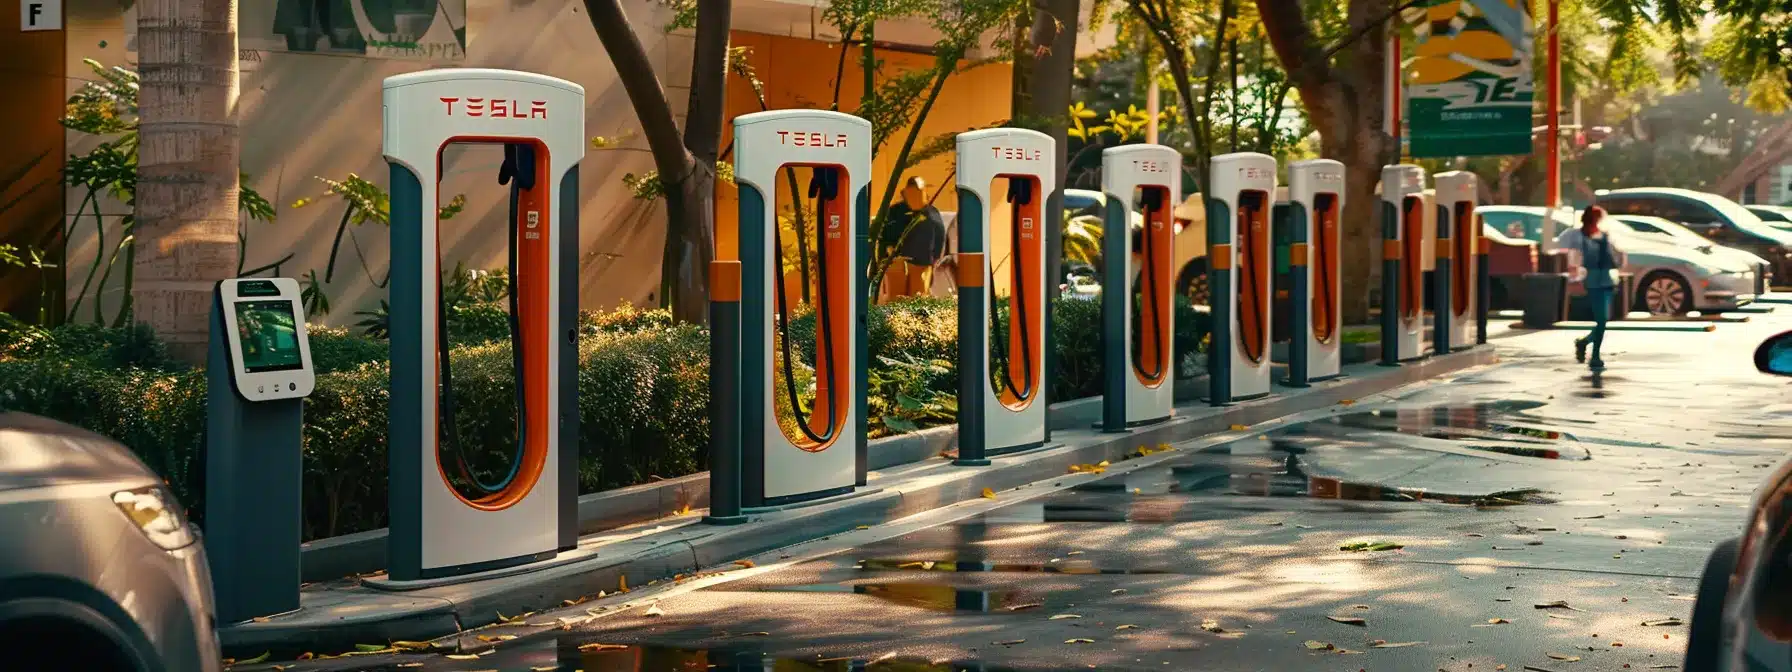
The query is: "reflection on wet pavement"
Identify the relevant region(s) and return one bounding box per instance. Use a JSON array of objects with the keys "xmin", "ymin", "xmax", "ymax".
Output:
[
  {"xmin": 855, "ymin": 558, "xmax": 1174, "ymax": 575},
  {"xmin": 337, "ymin": 637, "xmax": 1029, "ymax": 671},
  {"xmin": 749, "ymin": 581, "xmax": 1040, "ymax": 612}
]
